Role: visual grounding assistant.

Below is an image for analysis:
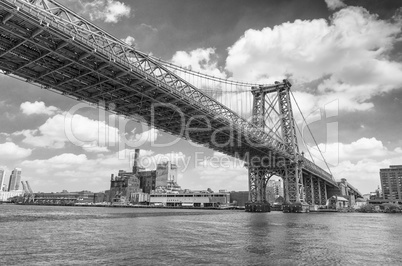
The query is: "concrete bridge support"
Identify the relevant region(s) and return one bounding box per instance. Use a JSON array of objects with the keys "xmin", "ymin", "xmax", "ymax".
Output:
[
  {"xmin": 312, "ymin": 177, "xmax": 321, "ymax": 205},
  {"xmin": 320, "ymin": 180, "xmax": 328, "ymax": 205},
  {"xmin": 245, "ymin": 166, "xmax": 271, "ymax": 212}
]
